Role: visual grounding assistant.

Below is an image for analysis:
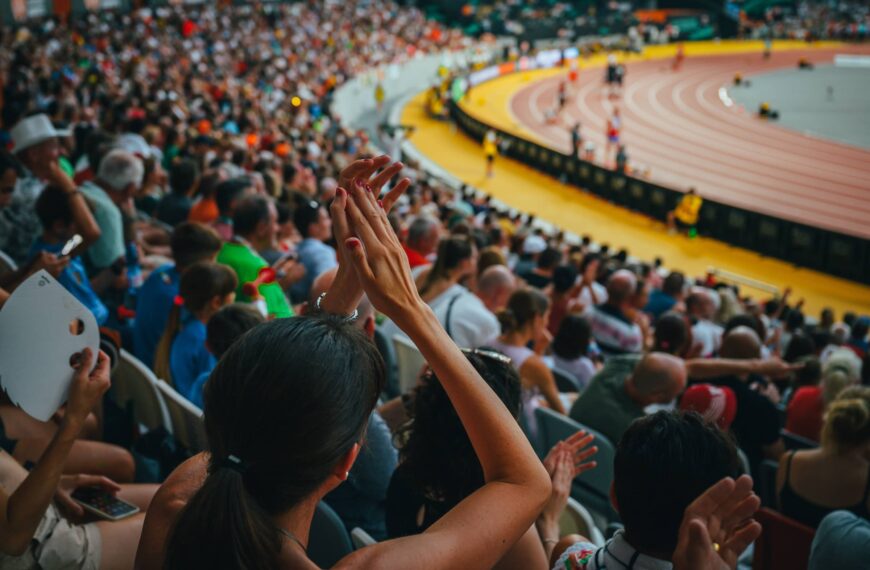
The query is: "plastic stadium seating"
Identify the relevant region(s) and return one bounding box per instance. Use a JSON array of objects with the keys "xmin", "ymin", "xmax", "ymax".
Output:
[
  {"xmin": 0, "ymin": 249, "xmax": 16, "ymax": 277},
  {"xmin": 351, "ymin": 527, "xmax": 377, "ymax": 549},
  {"xmin": 560, "ymin": 497, "xmax": 606, "ymax": 546},
  {"xmin": 309, "ymin": 502, "xmax": 354, "ymax": 567},
  {"xmin": 781, "ymin": 430, "xmax": 819, "ymax": 451},
  {"xmin": 392, "ymin": 334, "xmax": 426, "ymax": 395},
  {"xmin": 757, "ymin": 459, "xmax": 781, "ymax": 508},
  {"xmin": 551, "ymin": 367, "xmax": 581, "ymax": 392},
  {"xmin": 110, "ymin": 349, "xmax": 171, "ymax": 434},
  {"xmin": 752, "ymin": 508, "xmax": 815, "ymax": 570},
  {"xmin": 154, "ymin": 380, "xmax": 208, "ymax": 453}
]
